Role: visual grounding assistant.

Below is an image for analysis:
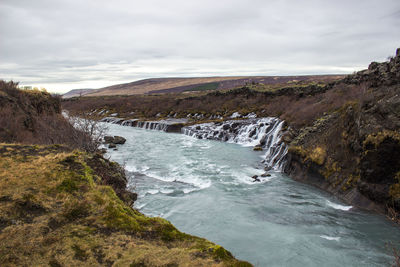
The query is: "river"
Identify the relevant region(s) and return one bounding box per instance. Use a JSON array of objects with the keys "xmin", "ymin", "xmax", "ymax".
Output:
[{"xmin": 103, "ymin": 122, "xmax": 400, "ymax": 266}]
